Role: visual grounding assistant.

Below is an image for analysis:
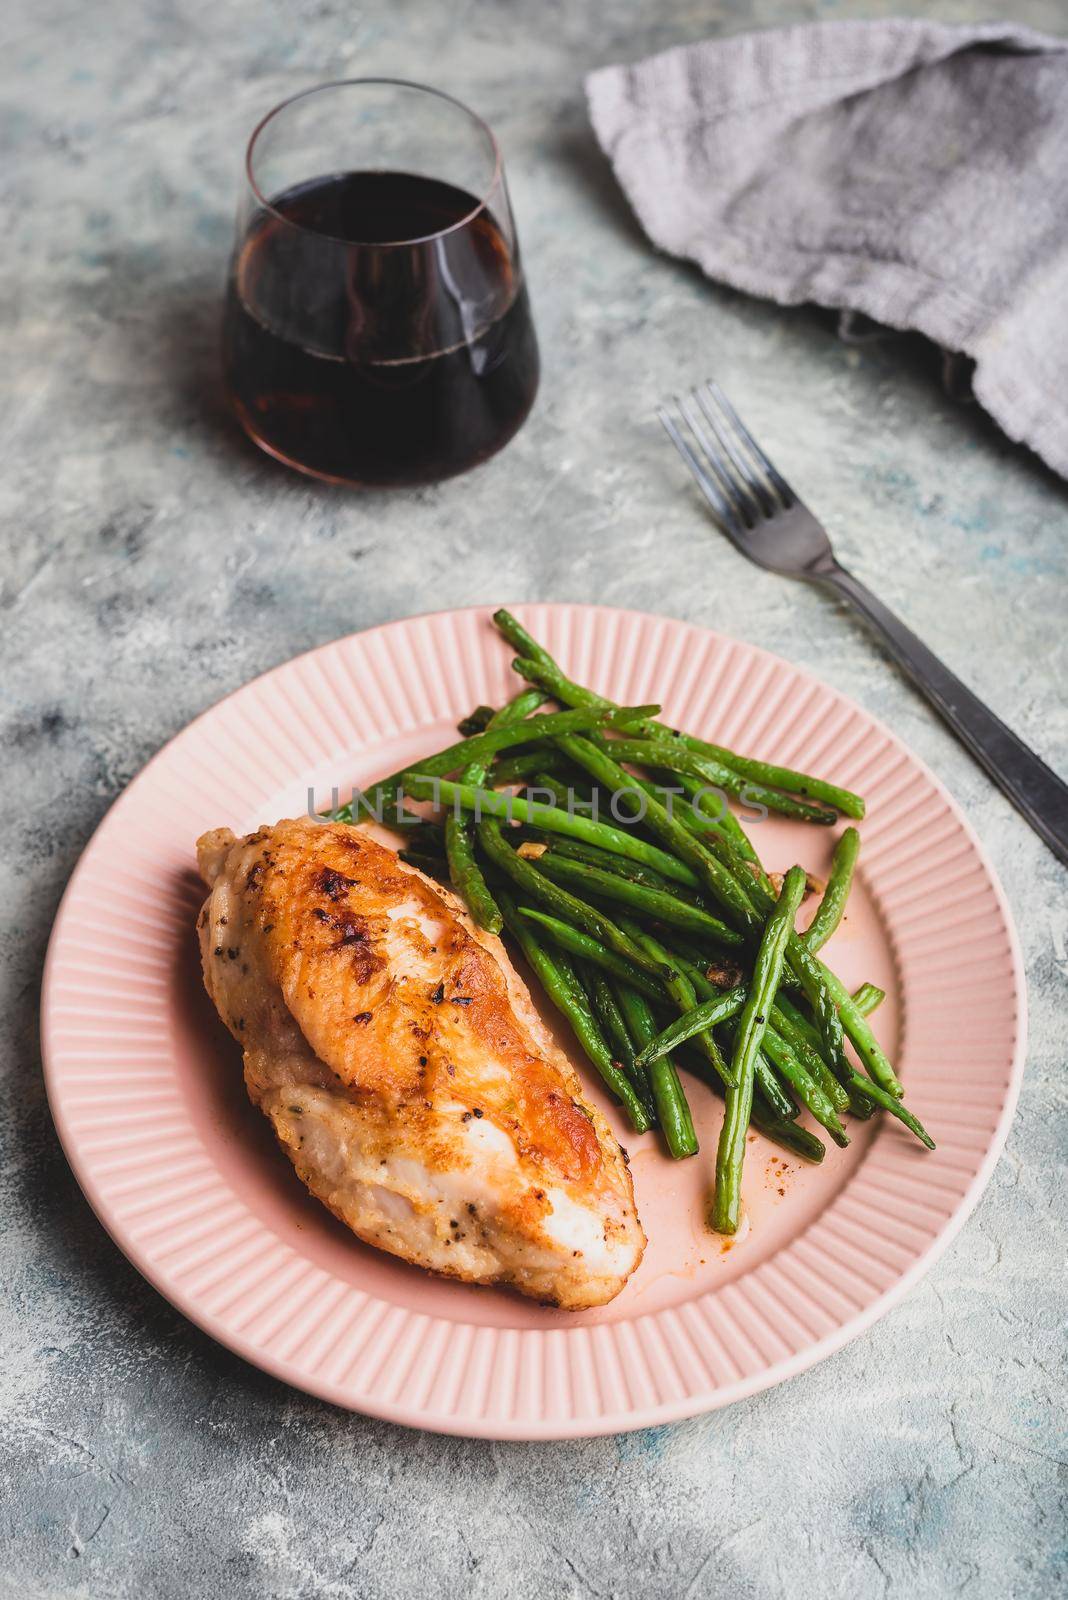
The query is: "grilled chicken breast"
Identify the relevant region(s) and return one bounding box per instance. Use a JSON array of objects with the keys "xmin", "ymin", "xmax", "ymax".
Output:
[{"xmin": 196, "ymin": 817, "xmax": 644, "ymax": 1308}]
